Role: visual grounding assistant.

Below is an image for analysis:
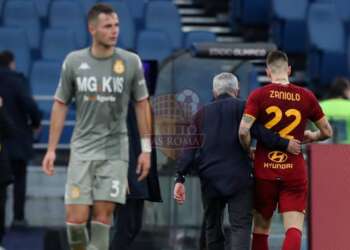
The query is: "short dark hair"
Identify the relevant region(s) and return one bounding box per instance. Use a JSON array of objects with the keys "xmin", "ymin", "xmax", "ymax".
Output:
[
  {"xmin": 266, "ymin": 50, "xmax": 289, "ymax": 67},
  {"xmin": 87, "ymin": 3, "xmax": 115, "ymax": 23},
  {"xmin": 329, "ymin": 77, "xmax": 350, "ymax": 99},
  {"xmin": 0, "ymin": 50, "xmax": 14, "ymax": 68}
]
